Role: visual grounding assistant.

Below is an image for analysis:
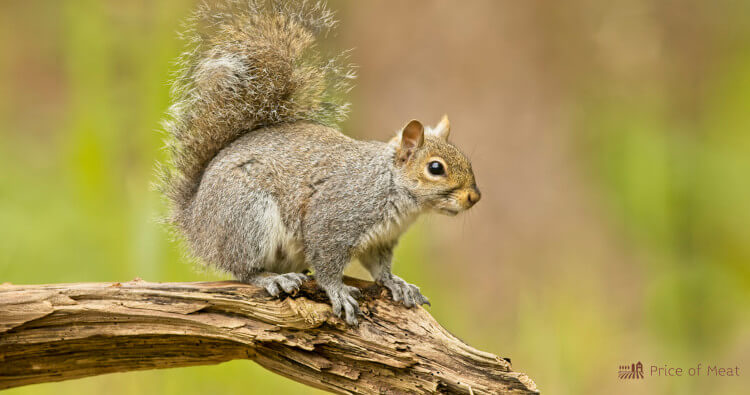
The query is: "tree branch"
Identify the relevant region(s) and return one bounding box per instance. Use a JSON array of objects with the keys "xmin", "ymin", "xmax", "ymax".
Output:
[{"xmin": 0, "ymin": 277, "xmax": 538, "ymax": 394}]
